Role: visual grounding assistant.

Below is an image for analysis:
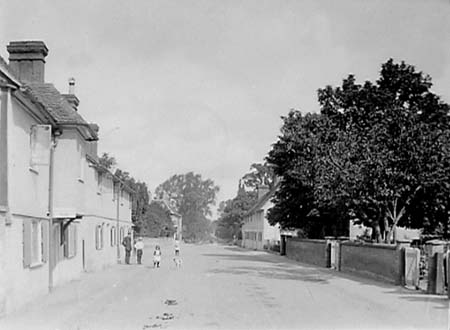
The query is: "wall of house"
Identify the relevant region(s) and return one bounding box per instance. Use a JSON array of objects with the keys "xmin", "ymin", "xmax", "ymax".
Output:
[
  {"xmin": 262, "ymin": 200, "xmax": 280, "ymax": 245},
  {"xmin": 340, "ymin": 241, "xmax": 402, "ymax": 284},
  {"xmin": 81, "ymin": 160, "xmax": 132, "ymax": 271},
  {"xmin": 242, "ymin": 199, "xmax": 280, "ymax": 251},
  {"xmin": 53, "ymin": 130, "xmax": 84, "ymax": 217},
  {"xmin": 52, "ymin": 221, "xmax": 83, "ymax": 287},
  {"xmin": 0, "ymin": 95, "xmax": 51, "ymax": 315},
  {"xmin": 8, "ymin": 97, "xmax": 49, "ymax": 219},
  {"xmin": 81, "ymin": 216, "xmax": 131, "ymax": 271},
  {"xmin": 286, "ymin": 238, "xmax": 329, "ymax": 267},
  {"xmin": 3, "ymin": 216, "xmax": 49, "ymax": 315},
  {"xmin": 0, "ymin": 212, "xmax": 7, "ymax": 316},
  {"xmin": 242, "ymin": 211, "xmax": 264, "ymax": 250}
]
